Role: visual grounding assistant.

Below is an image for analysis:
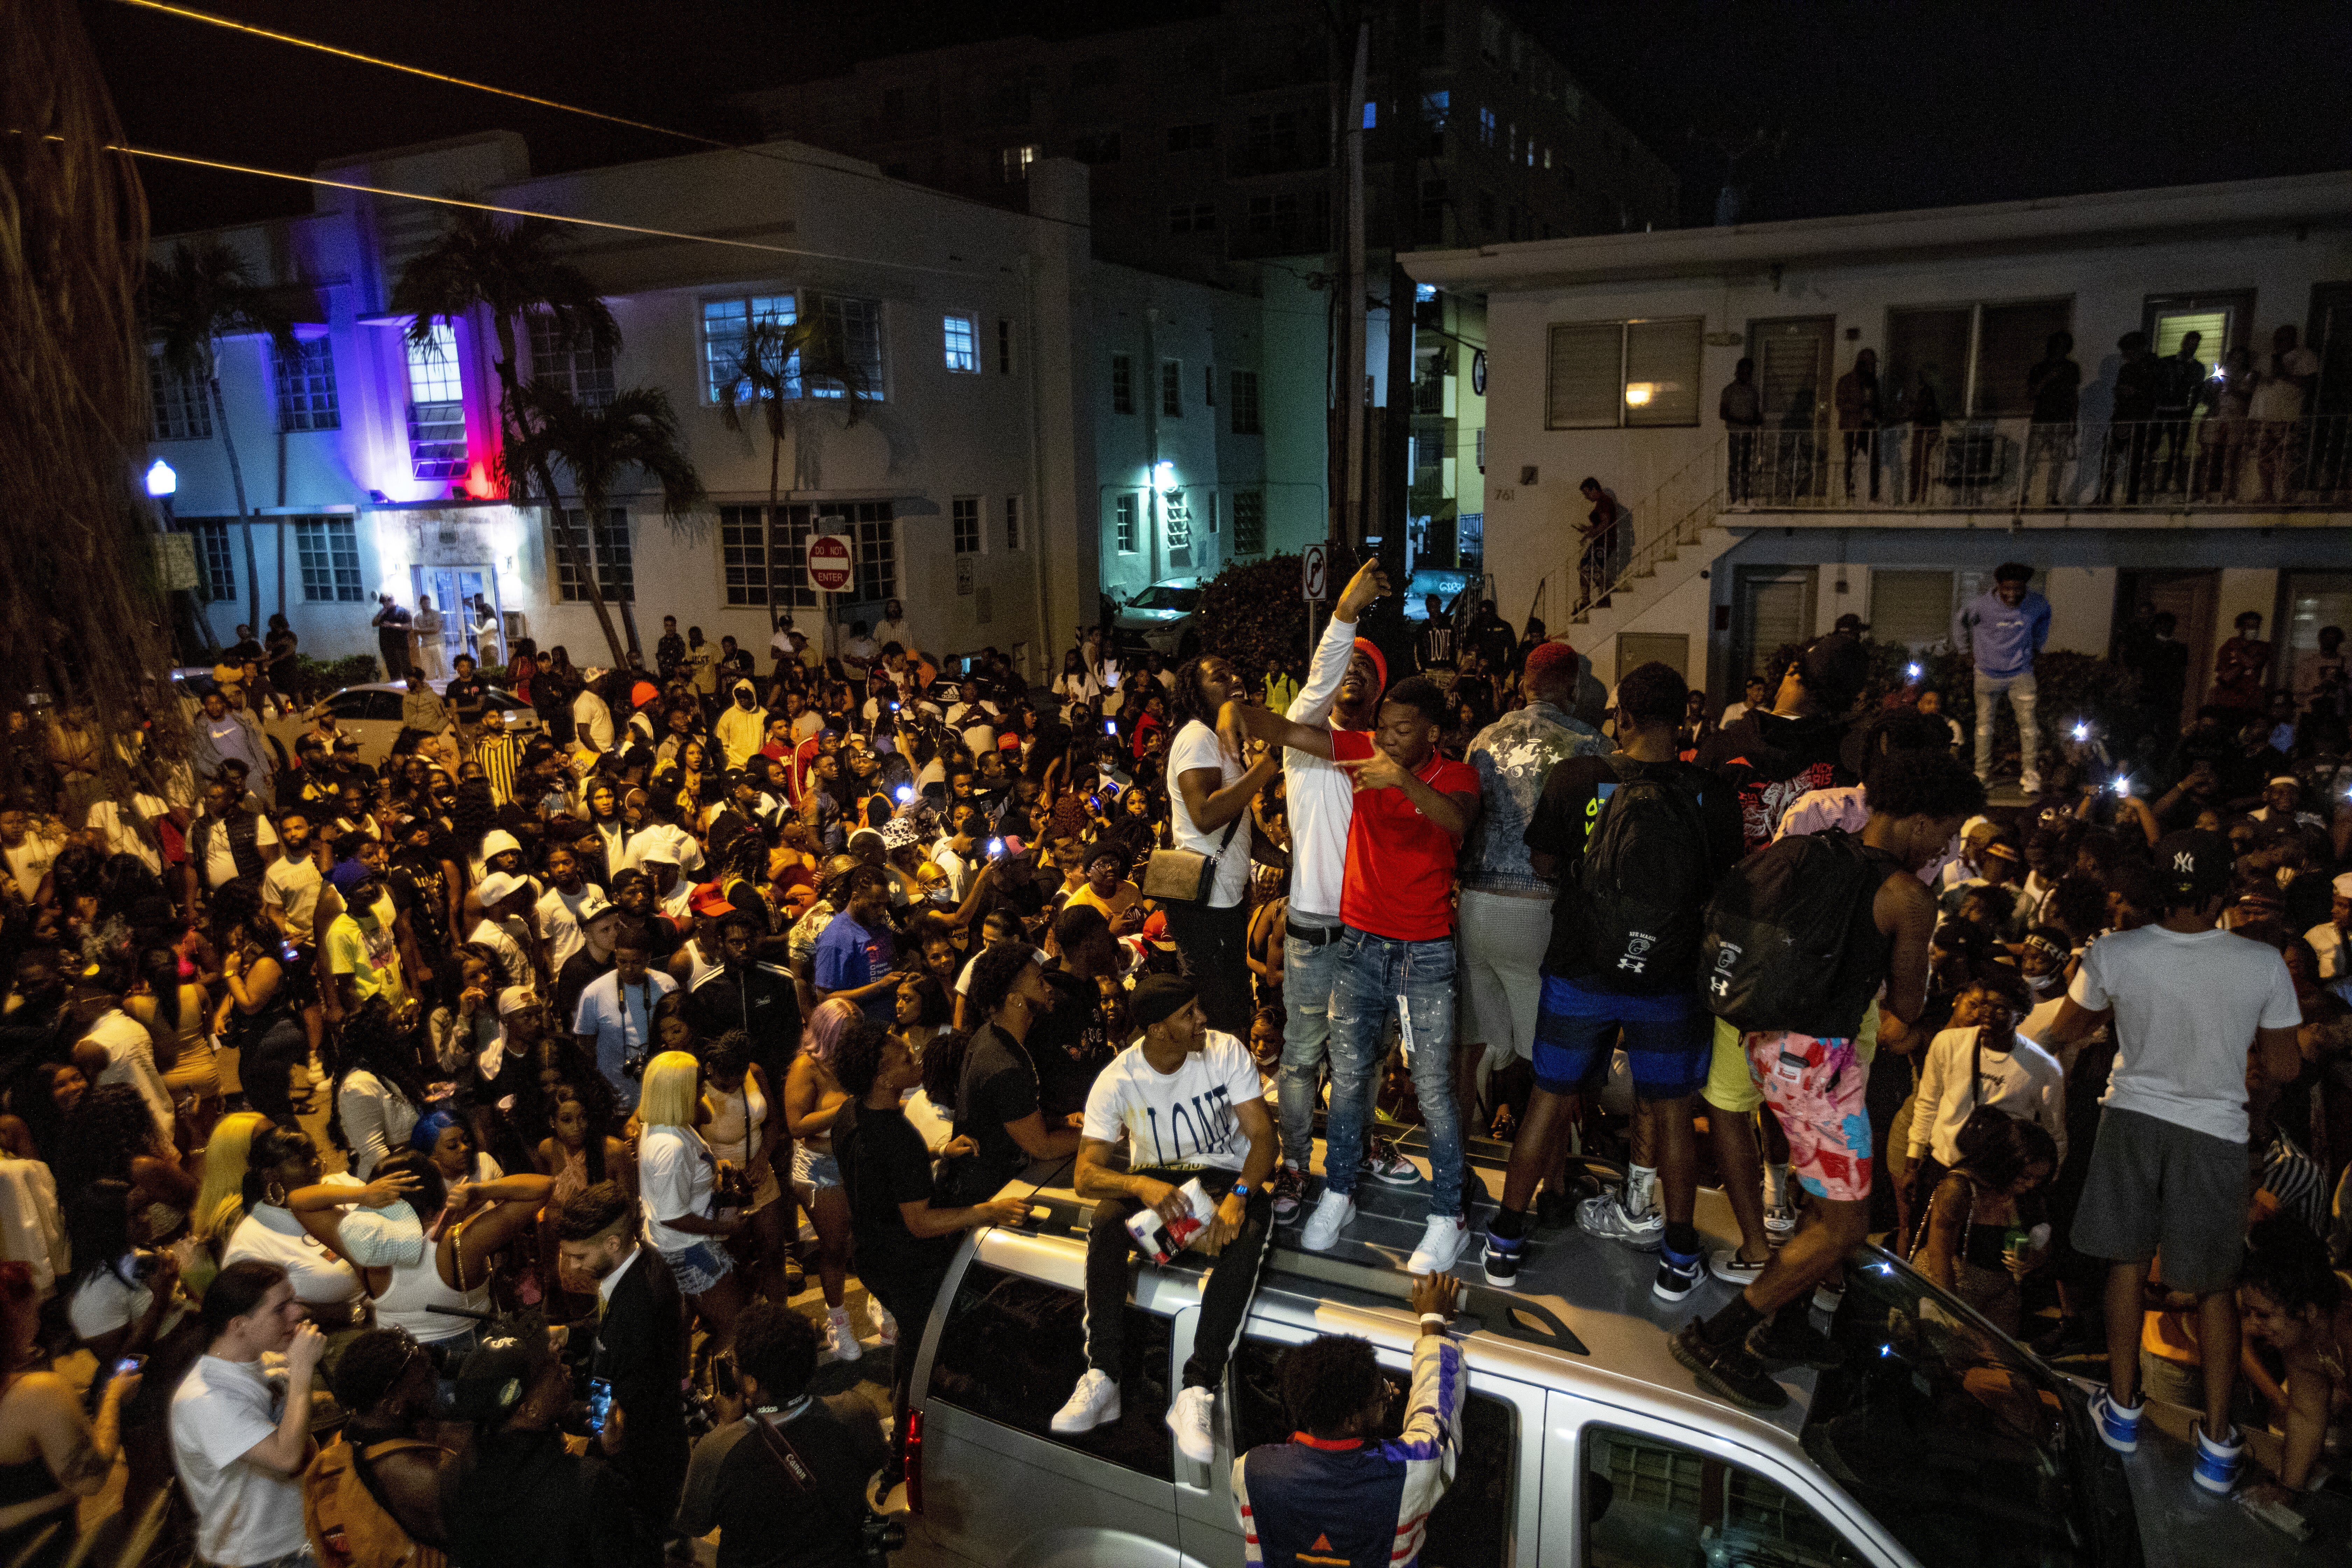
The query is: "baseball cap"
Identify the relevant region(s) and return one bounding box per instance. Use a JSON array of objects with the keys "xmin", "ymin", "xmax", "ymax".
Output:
[
  {"xmin": 689, "ymin": 882, "xmax": 733, "ymax": 918},
  {"xmin": 2269, "ymin": 775, "xmax": 2300, "ymax": 789},
  {"xmin": 1832, "ymin": 612, "xmax": 1870, "ymax": 635},
  {"xmin": 476, "ymin": 870, "xmax": 525, "ymax": 906},
  {"xmin": 1140, "ymin": 909, "xmax": 1176, "ymax": 951},
  {"xmin": 2151, "ymin": 829, "xmax": 2234, "ymax": 903},
  {"xmin": 329, "ymin": 858, "xmax": 373, "ymax": 892},
  {"xmin": 2333, "ymin": 872, "xmax": 2352, "ymax": 900},
  {"xmin": 880, "ymin": 817, "xmax": 922, "ymax": 850},
  {"xmin": 479, "ymin": 830, "xmax": 522, "ymax": 861},
  {"xmin": 847, "ymin": 827, "xmax": 886, "ymax": 854},
  {"xmin": 497, "ymin": 985, "xmax": 539, "ymax": 1017},
  {"xmin": 573, "ymin": 889, "xmax": 615, "ymax": 925}
]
